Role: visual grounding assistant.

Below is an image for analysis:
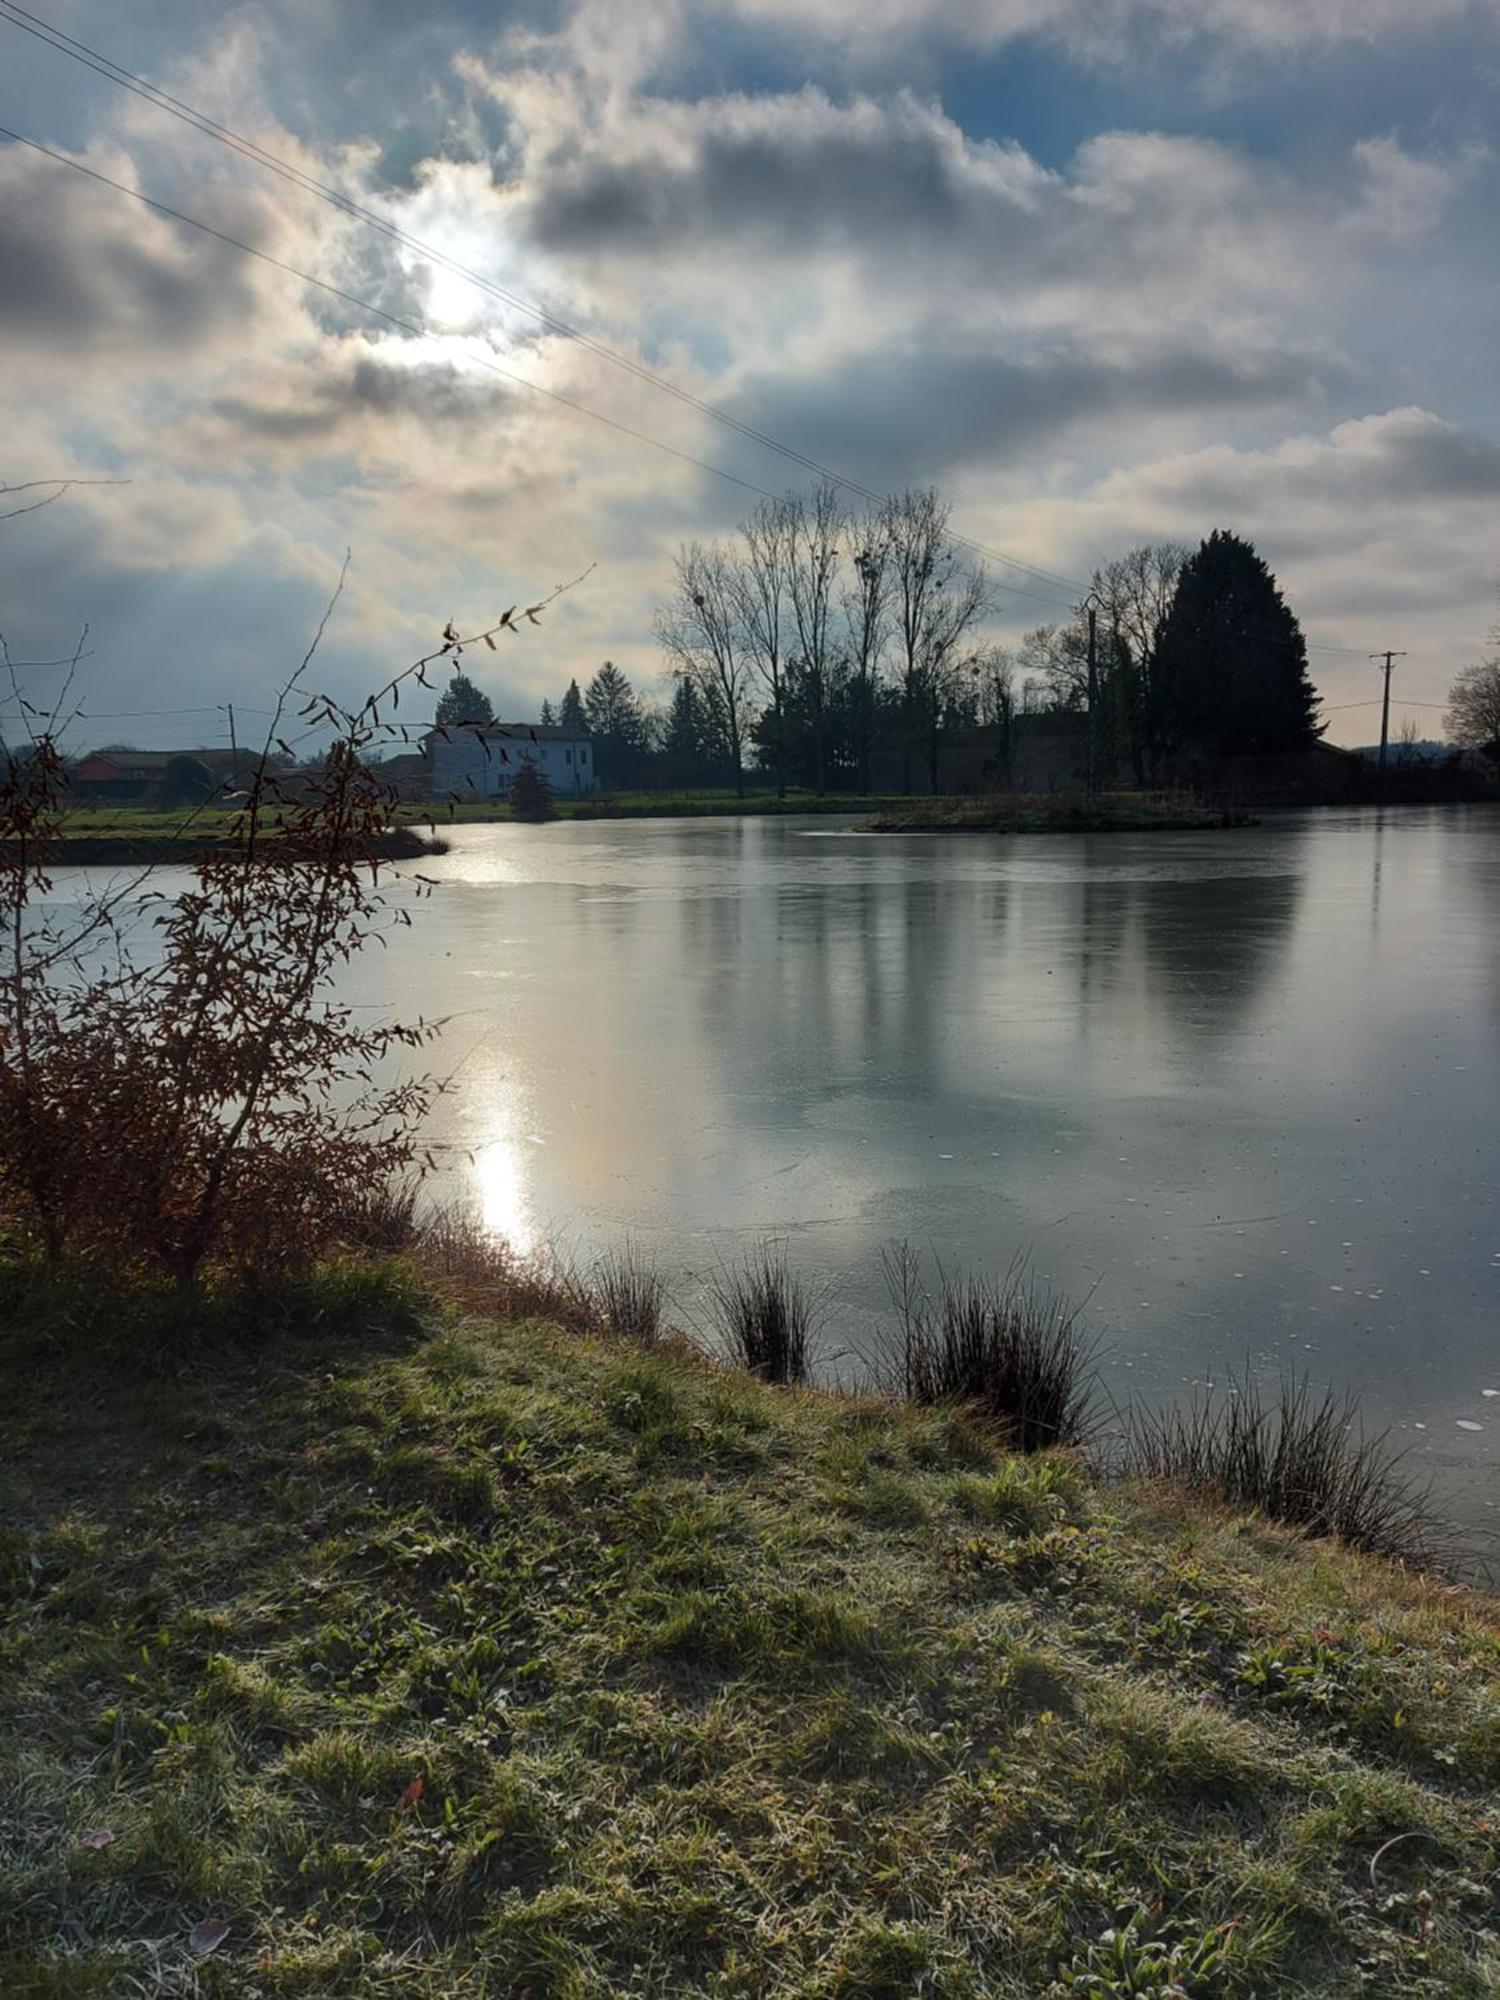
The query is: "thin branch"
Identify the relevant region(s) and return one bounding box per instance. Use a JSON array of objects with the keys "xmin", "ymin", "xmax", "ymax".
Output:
[{"xmin": 0, "ymin": 477, "xmax": 130, "ymax": 523}]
